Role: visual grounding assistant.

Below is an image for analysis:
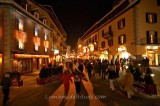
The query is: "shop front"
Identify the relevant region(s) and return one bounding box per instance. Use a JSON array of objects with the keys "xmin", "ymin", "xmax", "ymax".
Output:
[
  {"xmin": 12, "ymin": 54, "xmax": 49, "ymax": 74},
  {"xmin": 117, "ymin": 46, "xmax": 131, "ymax": 59},
  {"xmin": 145, "ymin": 46, "xmax": 159, "ymax": 66},
  {"xmin": 100, "ymin": 50, "xmax": 108, "ymax": 61}
]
